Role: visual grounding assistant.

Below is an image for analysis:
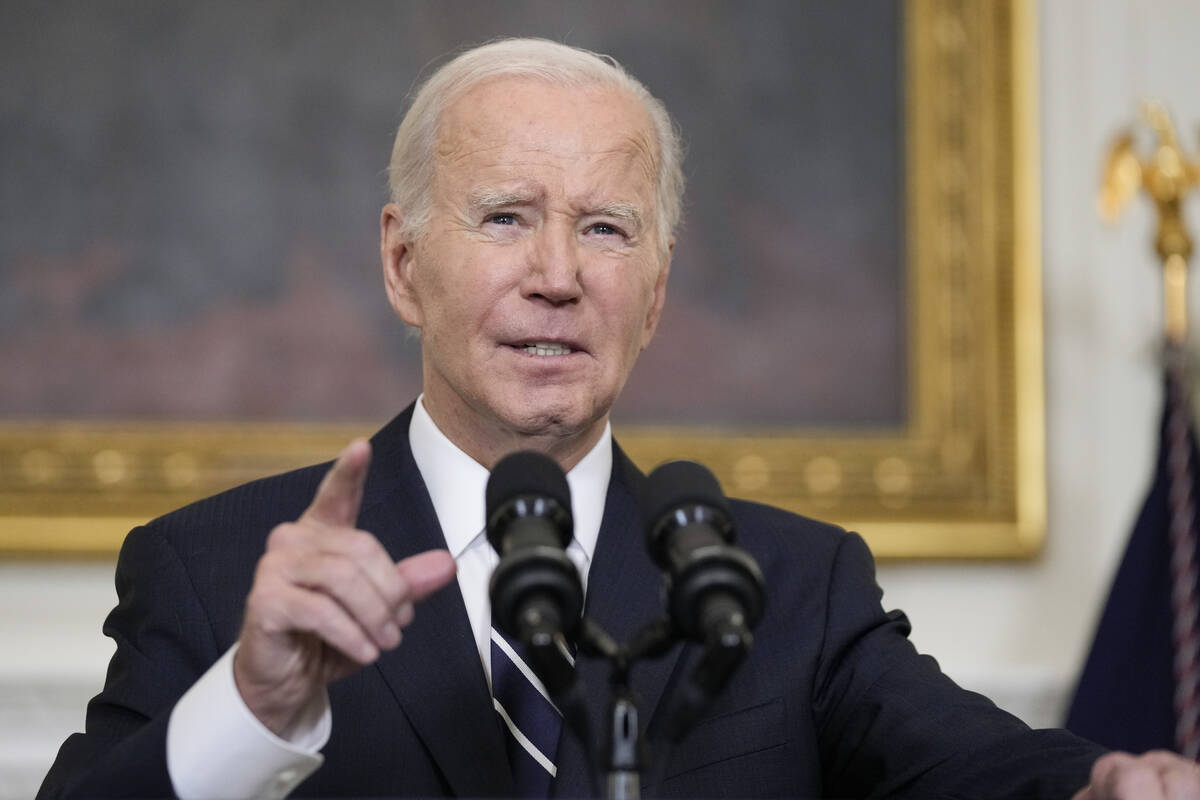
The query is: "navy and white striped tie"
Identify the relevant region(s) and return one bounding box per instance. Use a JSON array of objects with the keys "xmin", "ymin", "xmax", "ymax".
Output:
[{"xmin": 491, "ymin": 626, "xmax": 571, "ymax": 796}]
